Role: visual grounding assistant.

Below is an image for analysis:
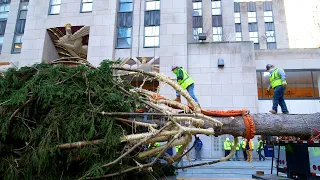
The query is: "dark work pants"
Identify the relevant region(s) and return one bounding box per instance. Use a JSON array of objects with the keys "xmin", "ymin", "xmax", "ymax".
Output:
[
  {"xmin": 272, "ymin": 86, "xmax": 289, "ymax": 113},
  {"xmin": 243, "ymin": 150, "xmax": 247, "ymax": 161},
  {"xmin": 225, "ymin": 150, "xmax": 230, "ymax": 157},
  {"xmin": 257, "ymin": 149, "xmax": 265, "ymax": 161}
]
